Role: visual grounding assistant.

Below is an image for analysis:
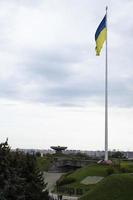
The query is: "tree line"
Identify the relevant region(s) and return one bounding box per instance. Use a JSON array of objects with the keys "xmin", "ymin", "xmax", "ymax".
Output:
[{"xmin": 0, "ymin": 140, "xmax": 49, "ymax": 200}]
